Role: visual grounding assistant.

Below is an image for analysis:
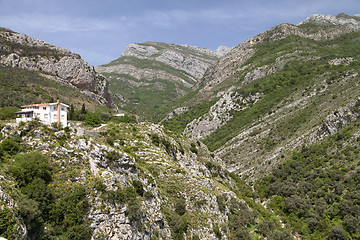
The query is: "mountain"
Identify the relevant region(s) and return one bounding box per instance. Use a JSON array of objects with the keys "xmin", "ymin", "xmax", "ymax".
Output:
[
  {"xmin": 0, "ymin": 27, "xmax": 113, "ymax": 109},
  {"xmin": 96, "ymin": 42, "xmax": 231, "ymax": 121},
  {"xmin": 163, "ymin": 13, "xmax": 360, "ymax": 180},
  {"xmin": 2, "ymin": 13, "xmax": 360, "ymax": 240}
]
